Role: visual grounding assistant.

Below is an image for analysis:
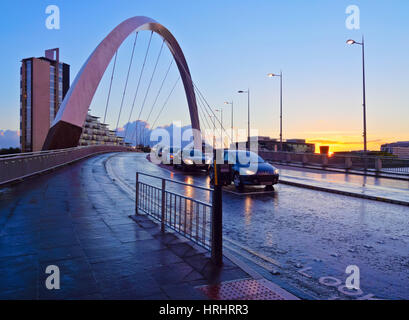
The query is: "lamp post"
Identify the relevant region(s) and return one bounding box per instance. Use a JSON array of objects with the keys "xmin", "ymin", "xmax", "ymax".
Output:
[
  {"xmin": 347, "ymin": 36, "xmax": 367, "ymax": 154},
  {"xmin": 267, "ymin": 72, "xmax": 283, "ymax": 151},
  {"xmin": 224, "ymin": 101, "xmax": 234, "ymax": 146},
  {"xmin": 238, "ymin": 89, "xmax": 250, "ymax": 148},
  {"xmin": 209, "ymin": 115, "xmax": 216, "ymax": 150},
  {"xmin": 215, "ymin": 108, "xmax": 223, "ymax": 148}
]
